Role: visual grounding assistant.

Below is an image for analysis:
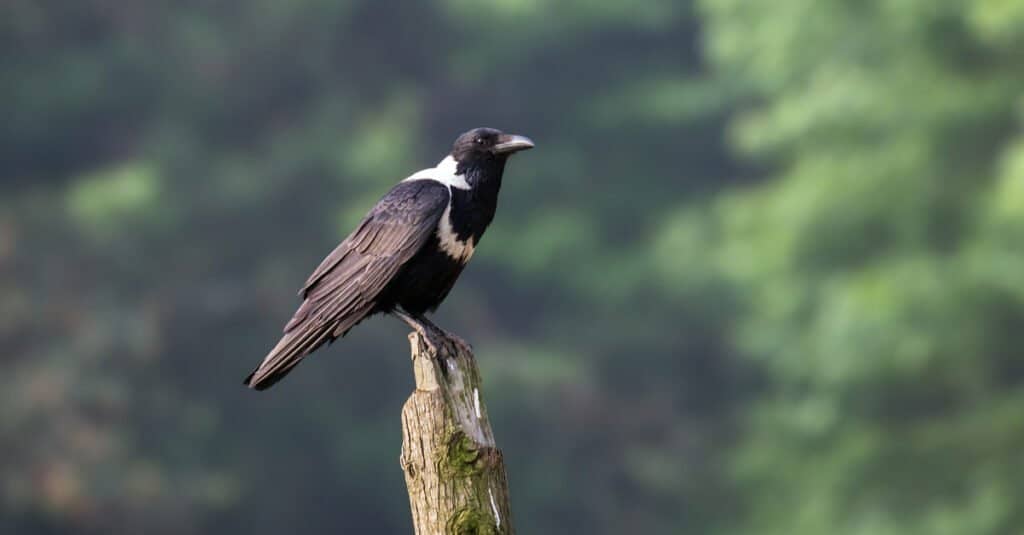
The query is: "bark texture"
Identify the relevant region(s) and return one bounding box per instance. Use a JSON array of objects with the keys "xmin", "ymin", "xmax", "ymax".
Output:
[{"xmin": 400, "ymin": 333, "xmax": 513, "ymax": 535}]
